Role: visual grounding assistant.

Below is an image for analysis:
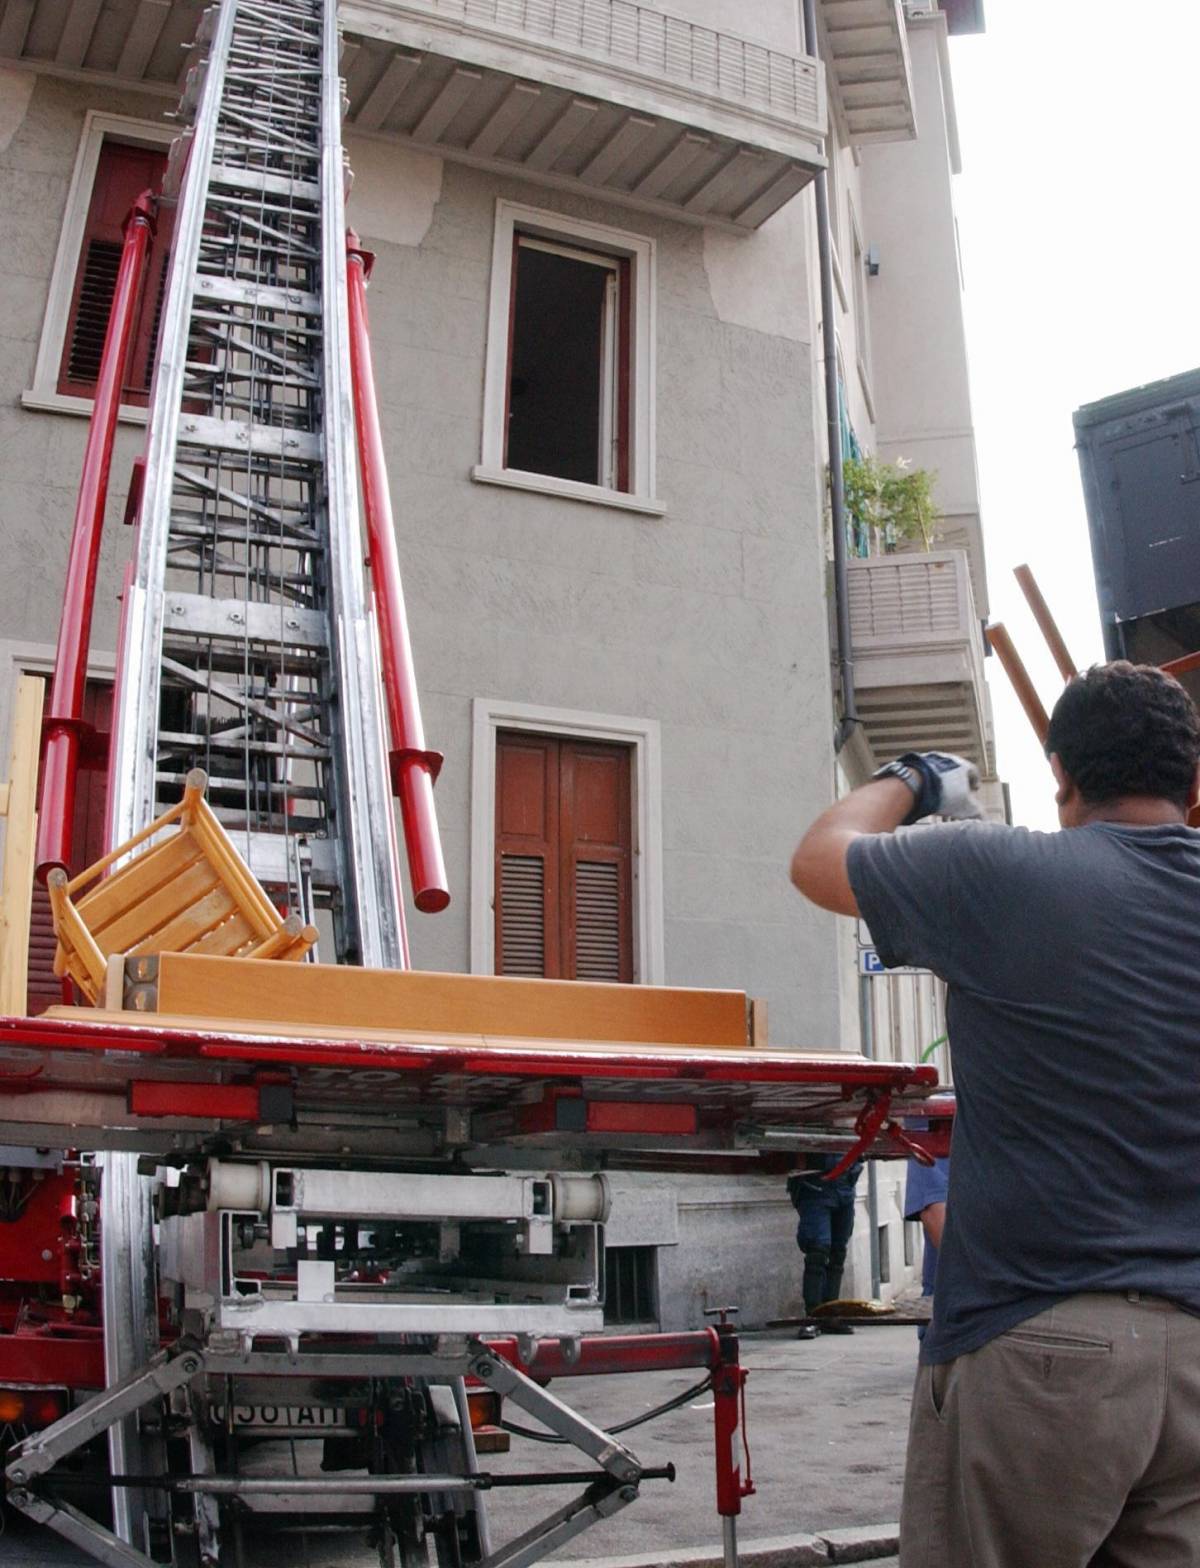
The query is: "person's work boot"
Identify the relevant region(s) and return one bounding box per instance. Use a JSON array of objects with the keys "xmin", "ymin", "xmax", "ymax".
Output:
[{"xmin": 796, "ymin": 1322, "xmax": 820, "ymax": 1340}]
